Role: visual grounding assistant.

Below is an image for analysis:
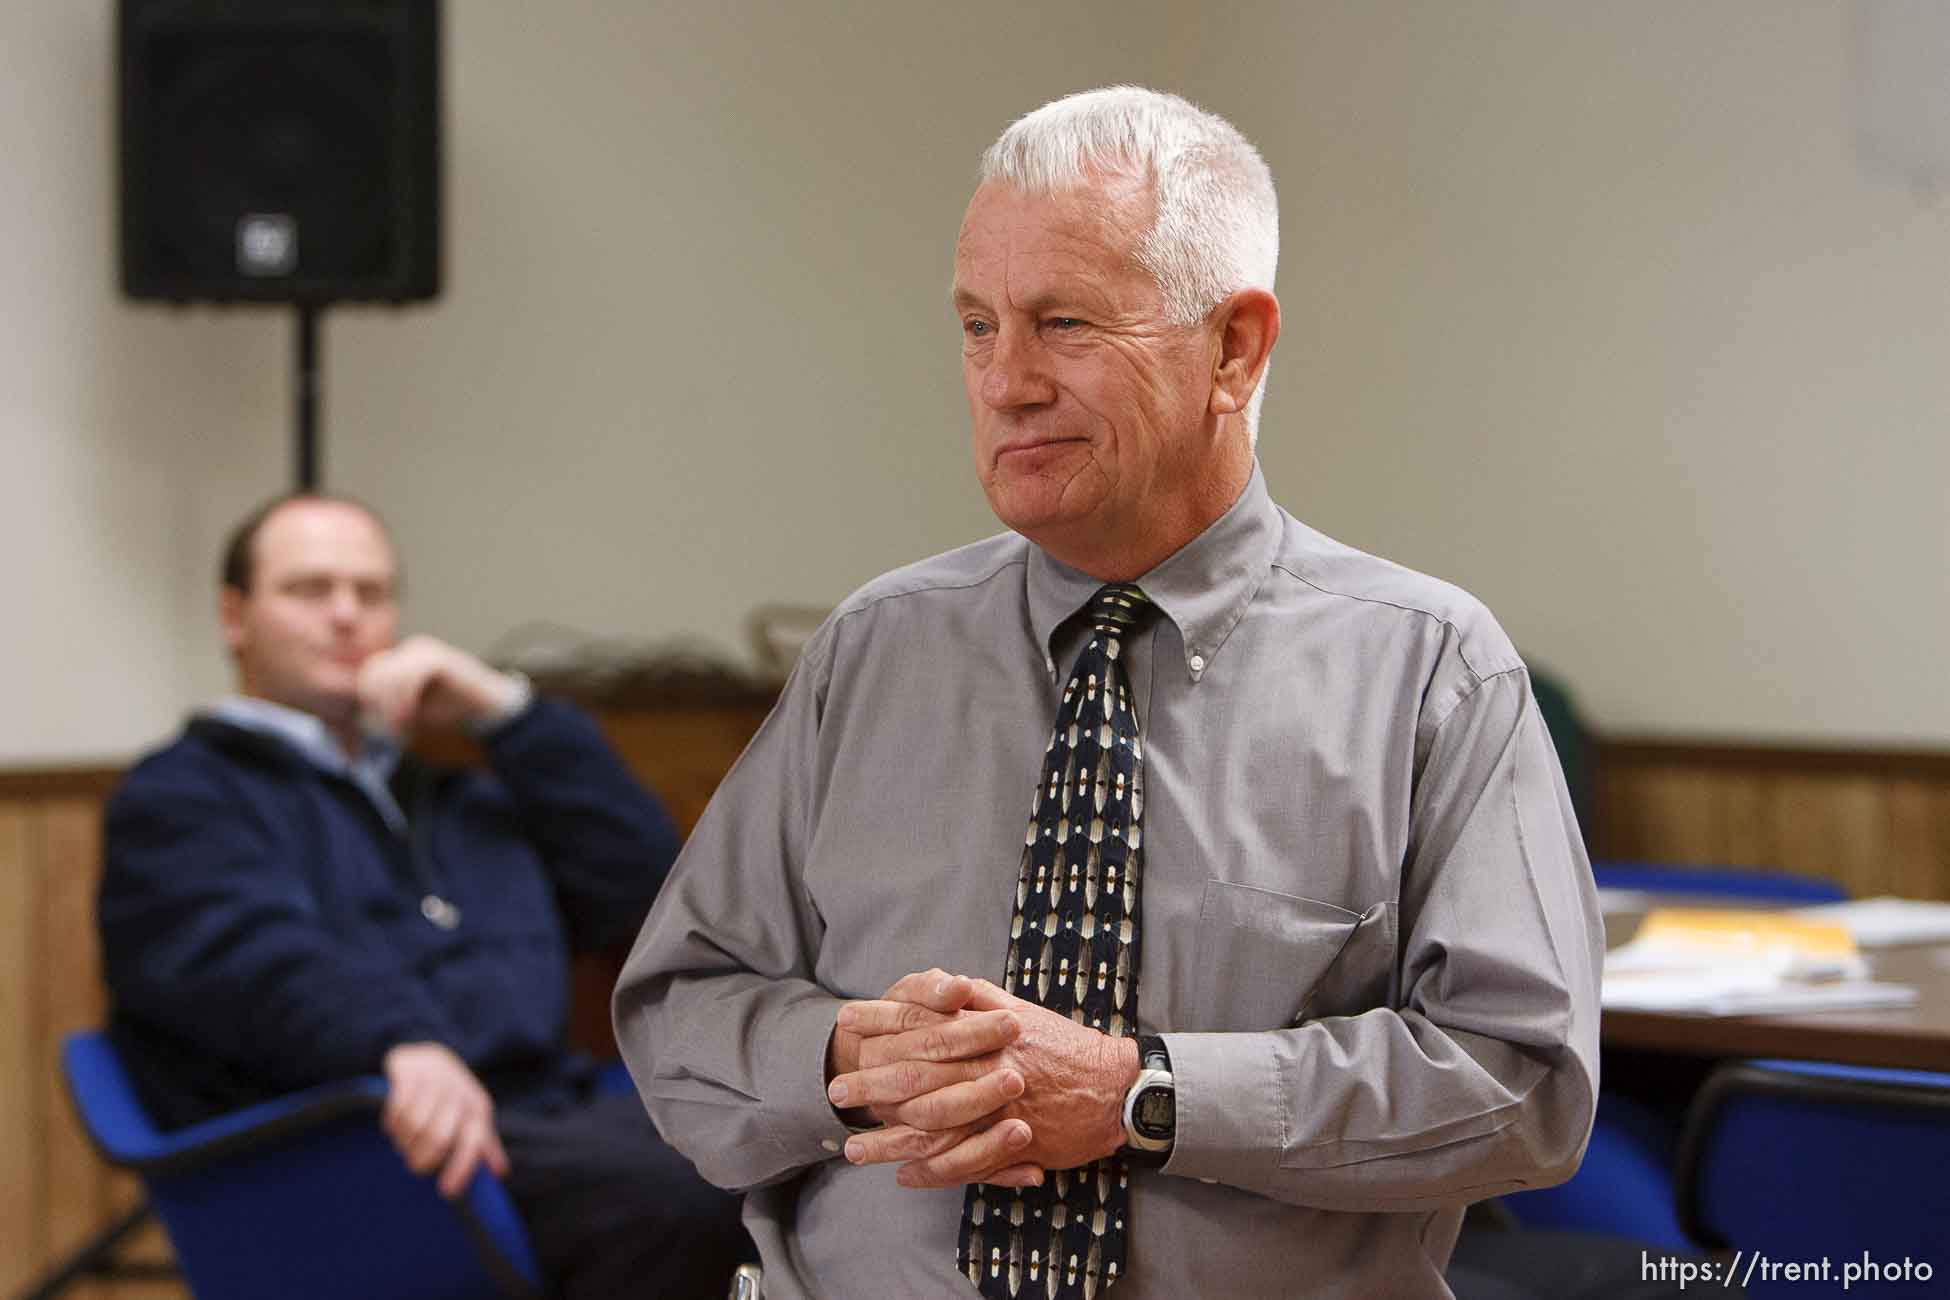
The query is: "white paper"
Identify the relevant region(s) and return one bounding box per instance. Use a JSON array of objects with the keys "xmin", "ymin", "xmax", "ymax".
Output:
[
  {"xmin": 1798, "ymin": 896, "xmax": 1950, "ymax": 949},
  {"xmin": 1602, "ymin": 975, "xmax": 1918, "ymax": 1017},
  {"xmin": 1601, "ymin": 919, "xmax": 1911, "ymax": 1017}
]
